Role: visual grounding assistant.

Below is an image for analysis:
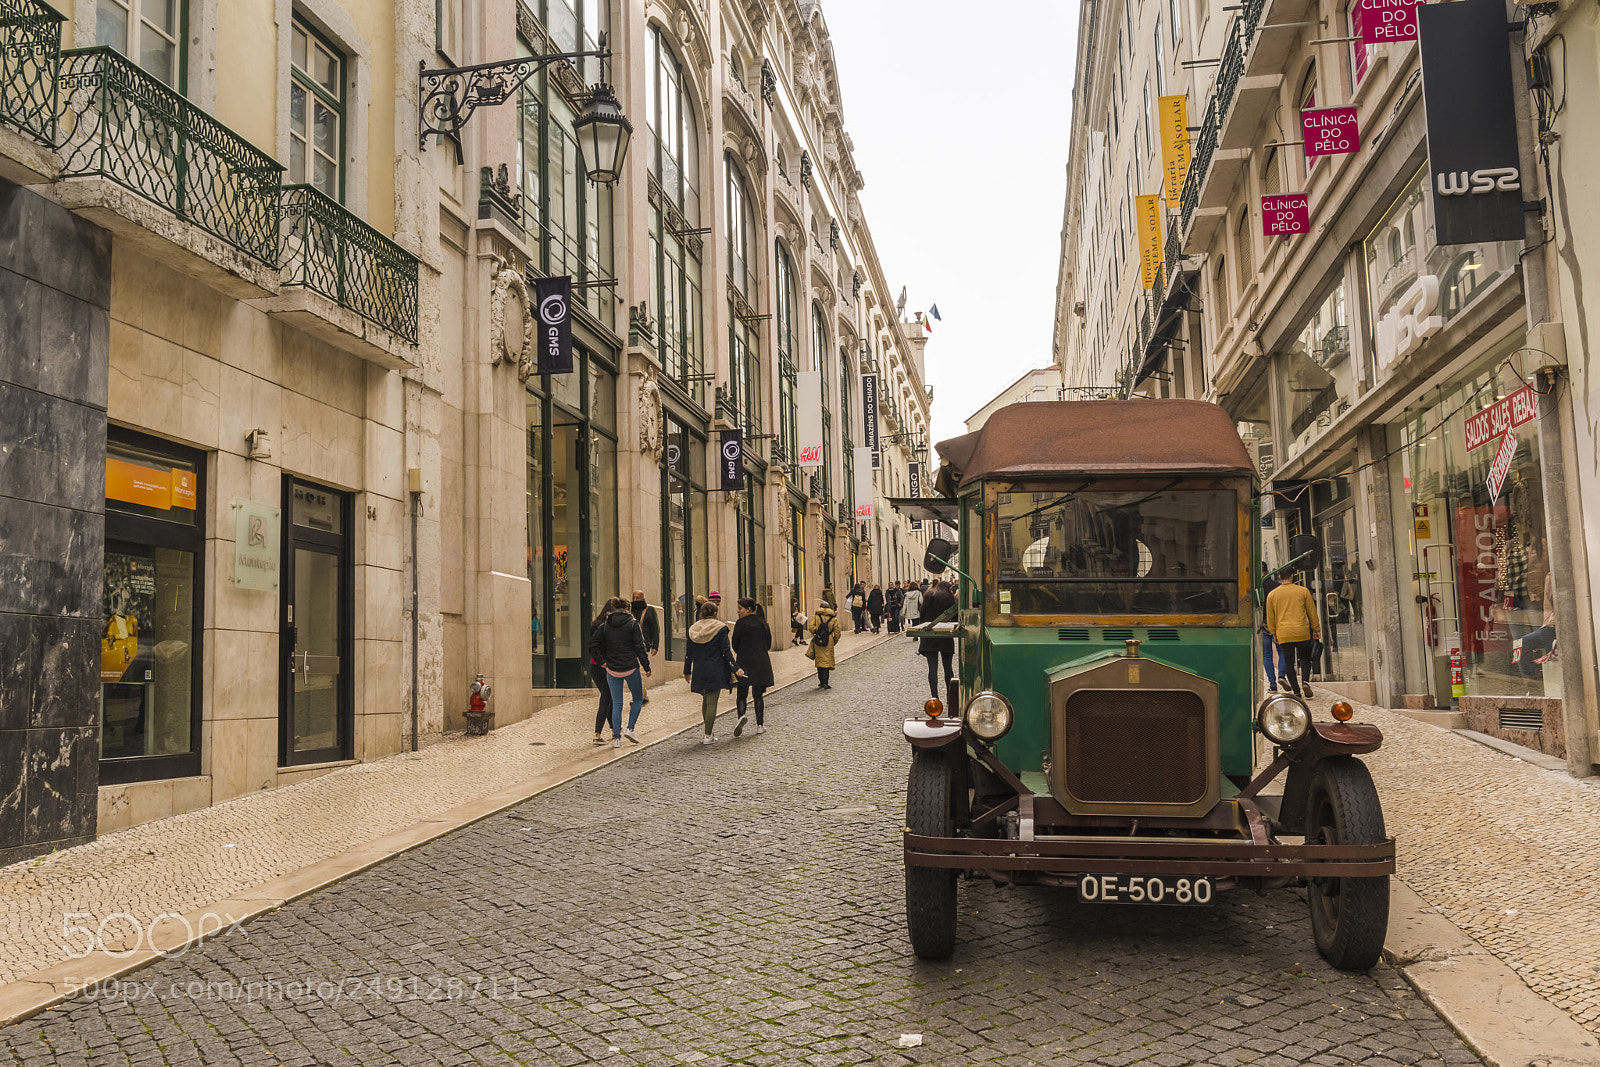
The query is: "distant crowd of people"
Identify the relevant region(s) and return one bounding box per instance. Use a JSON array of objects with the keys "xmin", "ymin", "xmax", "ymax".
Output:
[{"xmin": 585, "ymin": 576, "xmax": 961, "ymax": 747}]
